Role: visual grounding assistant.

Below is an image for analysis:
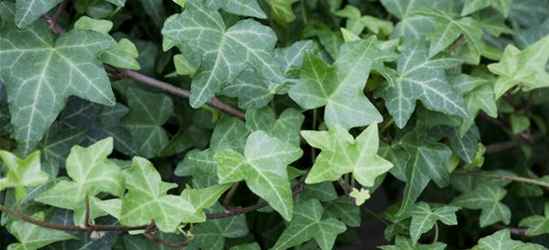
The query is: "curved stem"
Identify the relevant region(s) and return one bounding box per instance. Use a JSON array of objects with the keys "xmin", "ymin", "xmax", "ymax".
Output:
[
  {"xmin": 453, "ymin": 169, "xmax": 549, "ymax": 190},
  {"xmin": 116, "ymin": 68, "xmax": 245, "ymax": 119}
]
